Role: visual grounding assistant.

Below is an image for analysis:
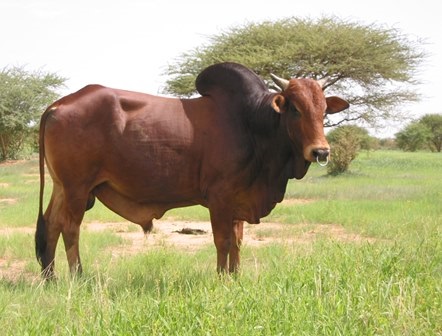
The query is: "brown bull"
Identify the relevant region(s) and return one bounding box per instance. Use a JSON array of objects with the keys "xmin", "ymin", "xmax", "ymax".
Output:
[{"xmin": 35, "ymin": 62, "xmax": 349, "ymax": 278}]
